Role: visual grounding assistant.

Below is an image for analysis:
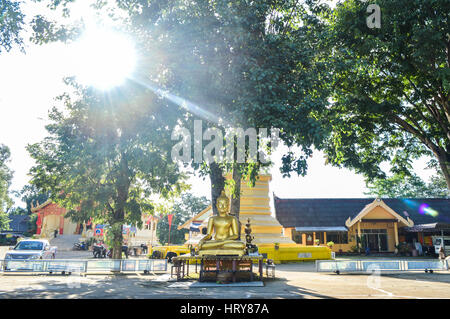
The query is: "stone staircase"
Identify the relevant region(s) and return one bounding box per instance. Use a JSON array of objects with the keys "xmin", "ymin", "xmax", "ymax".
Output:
[{"xmin": 50, "ymin": 234, "xmax": 82, "ymax": 251}]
